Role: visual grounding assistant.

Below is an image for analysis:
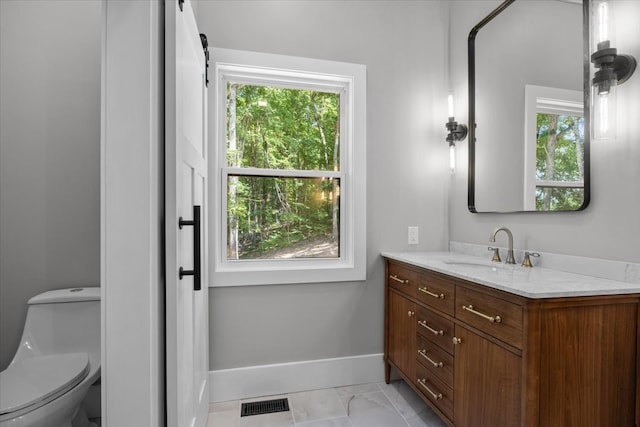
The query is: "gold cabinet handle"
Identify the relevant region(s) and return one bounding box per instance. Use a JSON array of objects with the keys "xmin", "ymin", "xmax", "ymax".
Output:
[
  {"xmin": 452, "ymin": 336, "xmax": 462, "ymax": 345},
  {"xmin": 418, "ymin": 349, "xmax": 443, "ymax": 368},
  {"xmin": 418, "ymin": 287, "xmax": 444, "ymax": 299},
  {"xmin": 417, "ymin": 378, "xmax": 442, "ymax": 400},
  {"xmin": 418, "ymin": 320, "xmax": 444, "ymax": 336},
  {"xmin": 462, "ymin": 304, "xmax": 502, "ymax": 323},
  {"xmin": 389, "ymin": 274, "xmax": 409, "ymax": 284},
  {"xmin": 407, "ymin": 310, "xmax": 415, "ymax": 318}
]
